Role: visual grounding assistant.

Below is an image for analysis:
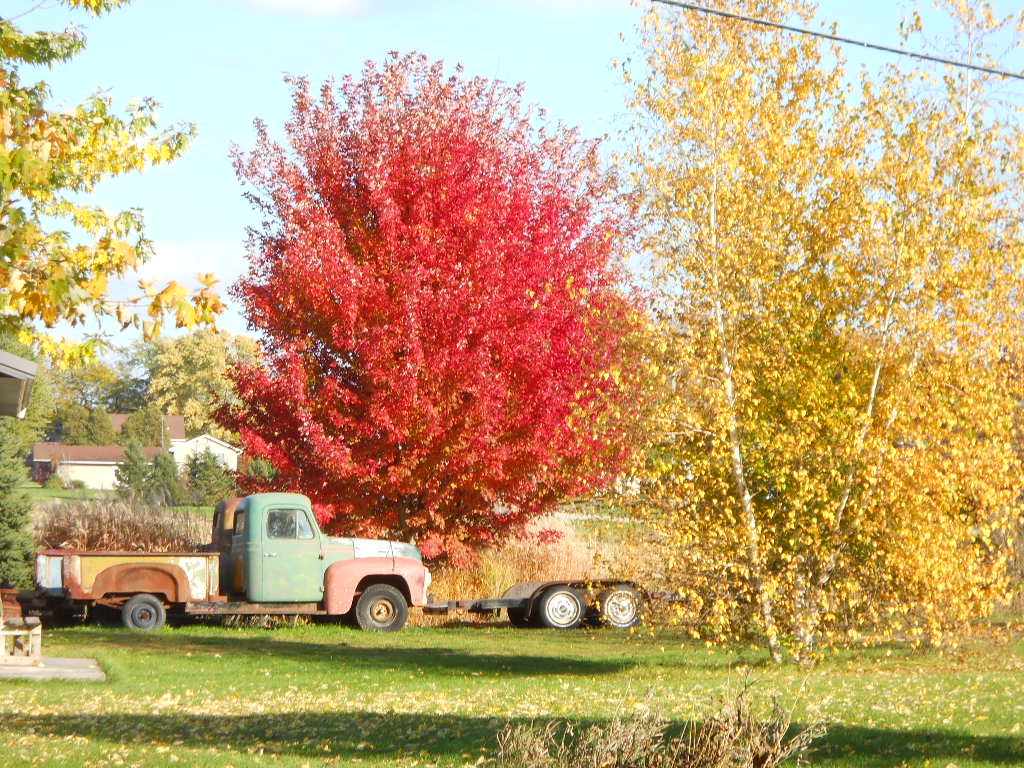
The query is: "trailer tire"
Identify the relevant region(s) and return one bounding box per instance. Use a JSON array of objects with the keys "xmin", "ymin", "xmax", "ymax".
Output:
[
  {"xmin": 597, "ymin": 585, "xmax": 641, "ymax": 629},
  {"xmin": 507, "ymin": 606, "xmax": 533, "ymax": 628},
  {"xmin": 536, "ymin": 585, "xmax": 585, "ymax": 629},
  {"xmin": 354, "ymin": 584, "xmax": 408, "ymax": 632},
  {"xmin": 121, "ymin": 594, "xmax": 166, "ymax": 631}
]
